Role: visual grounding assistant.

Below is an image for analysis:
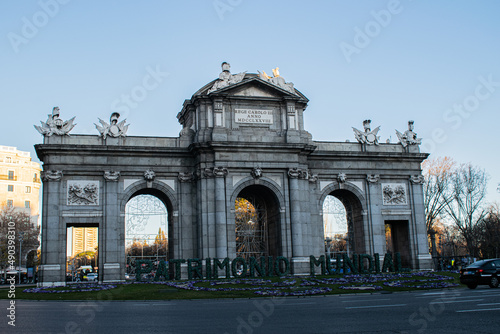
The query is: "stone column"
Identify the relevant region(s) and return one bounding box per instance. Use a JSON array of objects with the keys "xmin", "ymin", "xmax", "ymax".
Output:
[
  {"xmin": 366, "ymin": 174, "xmax": 382, "ymax": 256},
  {"xmin": 40, "ymin": 170, "xmax": 64, "ymax": 286},
  {"xmin": 102, "ymin": 171, "xmax": 122, "ymax": 282},
  {"xmin": 288, "ymin": 168, "xmax": 303, "ymax": 257},
  {"xmin": 409, "ymin": 175, "xmax": 432, "ymax": 270},
  {"xmin": 178, "ymin": 172, "xmax": 196, "ymax": 258},
  {"xmin": 214, "ymin": 167, "xmax": 228, "ymax": 258}
]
